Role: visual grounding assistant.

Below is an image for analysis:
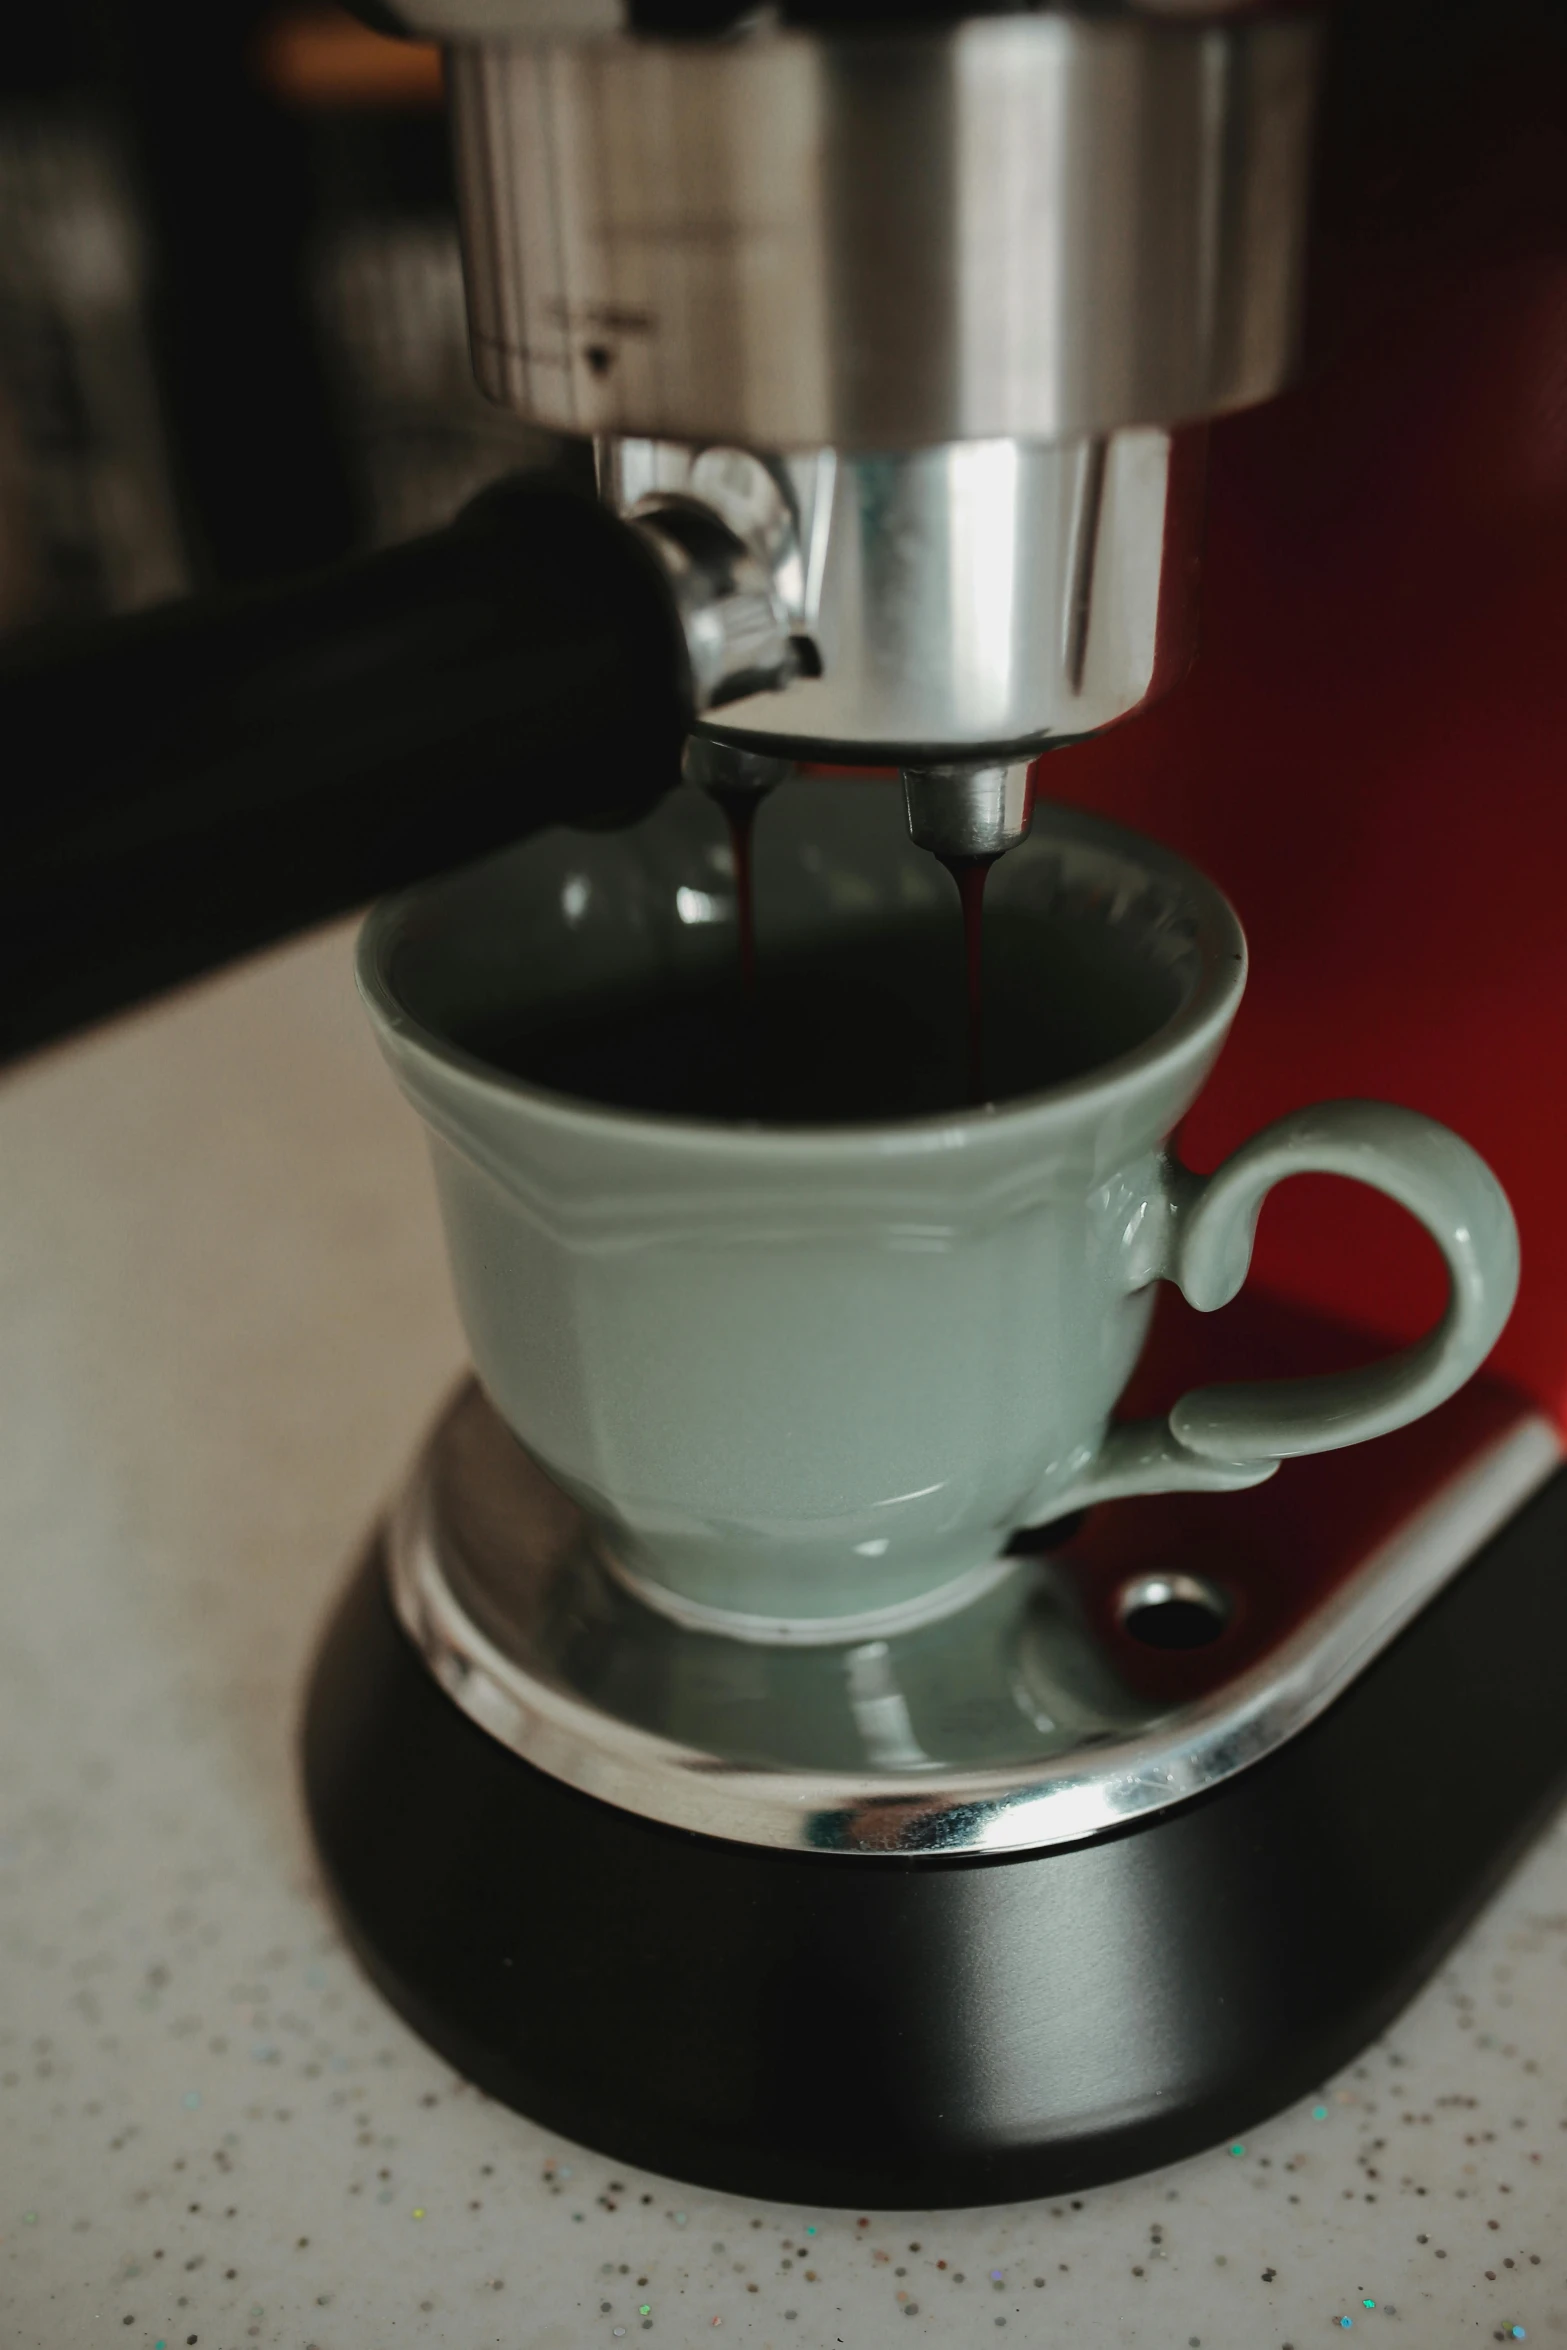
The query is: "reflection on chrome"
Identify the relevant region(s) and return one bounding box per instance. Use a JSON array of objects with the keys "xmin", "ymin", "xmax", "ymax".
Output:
[{"xmin": 387, "ymin": 1382, "xmax": 1560, "ymax": 1861}]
